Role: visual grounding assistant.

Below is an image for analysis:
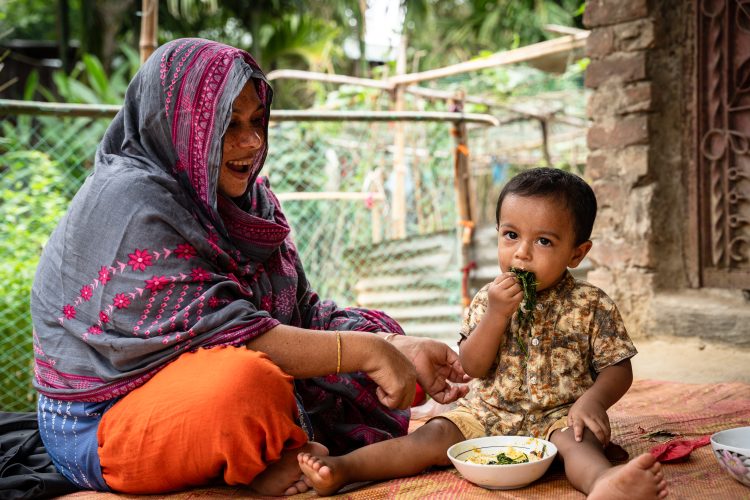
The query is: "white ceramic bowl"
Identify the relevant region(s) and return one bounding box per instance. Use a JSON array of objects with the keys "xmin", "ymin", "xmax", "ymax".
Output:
[
  {"xmin": 711, "ymin": 426, "xmax": 750, "ymax": 488},
  {"xmin": 447, "ymin": 436, "xmax": 557, "ymax": 490}
]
